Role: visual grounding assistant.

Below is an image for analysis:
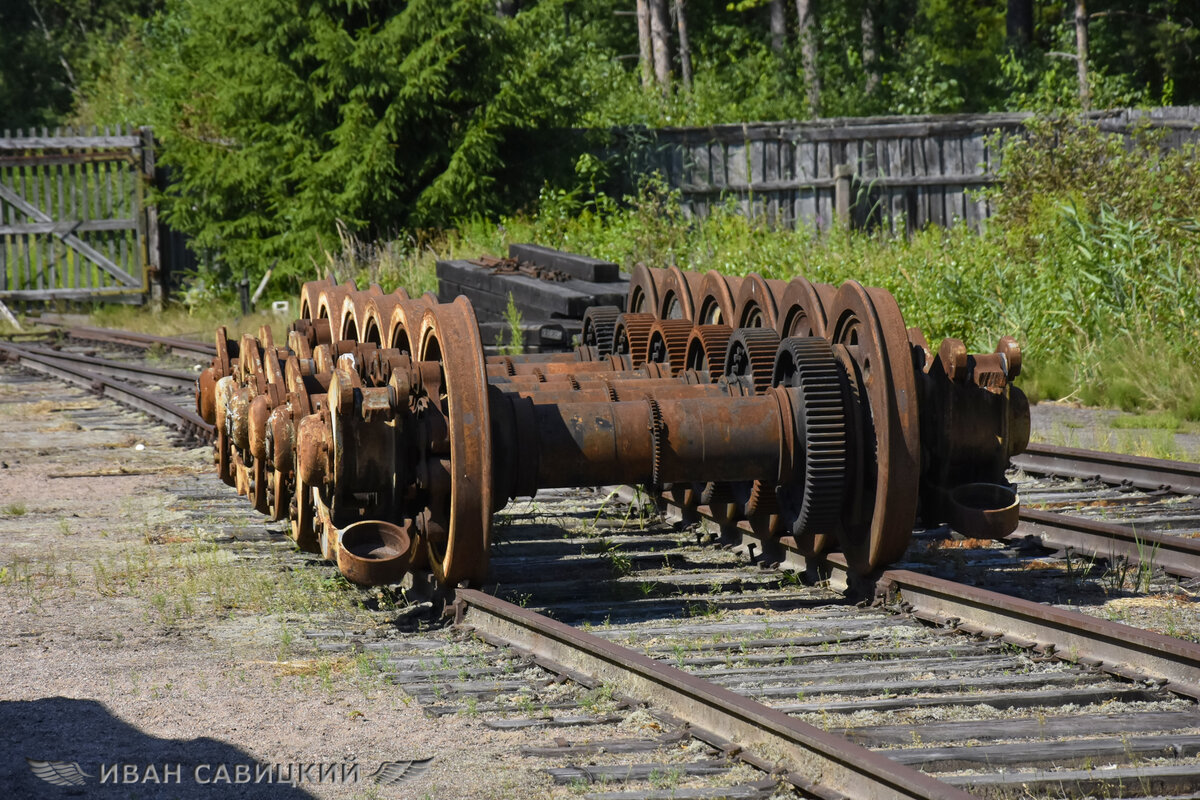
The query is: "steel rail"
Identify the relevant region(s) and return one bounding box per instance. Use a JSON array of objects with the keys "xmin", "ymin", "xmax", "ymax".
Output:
[
  {"xmin": 60, "ymin": 323, "xmax": 217, "ymax": 360},
  {"xmin": 621, "ymin": 487, "xmax": 1200, "ymax": 702},
  {"xmin": 1013, "ymin": 442, "xmax": 1200, "ymax": 496},
  {"xmin": 454, "ymin": 587, "xmax": 973, "ymax": 800},
  {"xmin": 1016, "ymin": 507, "xmax": 1200, "ymax": 580},
  {"xmin": 10, "ymin": 342, "xmax": 197, "ymax": 390},
  {"xmin": 823, "ymin": 553, "xmax": 1200, "ymax": 699},
  {"xmin": 0, "ymin": 341, "xmax": 213, "ymax": 441}
]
